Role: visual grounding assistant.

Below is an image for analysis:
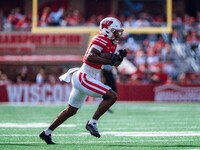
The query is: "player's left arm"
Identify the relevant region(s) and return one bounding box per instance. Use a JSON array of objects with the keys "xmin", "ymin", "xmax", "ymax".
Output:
[{"xmin": 113, "ymin": 49, "xmax": 127, "ymax": 67}]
